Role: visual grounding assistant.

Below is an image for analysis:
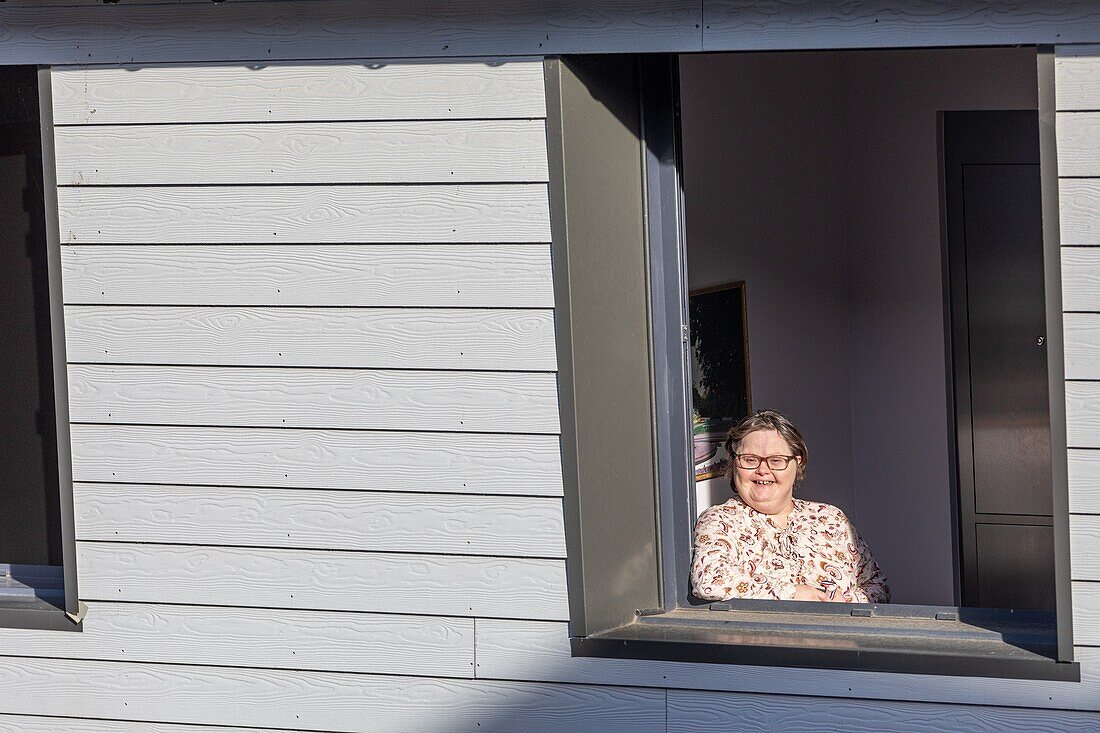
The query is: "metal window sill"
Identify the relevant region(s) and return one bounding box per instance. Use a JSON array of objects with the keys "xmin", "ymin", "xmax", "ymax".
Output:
[
  {"xmin": 0, "ymin": 565, "xmax": 81, "ymax": 632},
  {"xmin": 571, "ymin": 603, "xmax": 1079, "ymax": 681}
]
